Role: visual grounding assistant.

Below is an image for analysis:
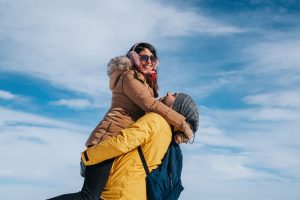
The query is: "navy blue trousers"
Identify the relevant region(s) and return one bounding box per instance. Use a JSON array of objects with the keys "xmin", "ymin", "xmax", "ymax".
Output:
[{"xmin": 47, "ymin": 158, "xmax": 114, "ymax": 200}]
